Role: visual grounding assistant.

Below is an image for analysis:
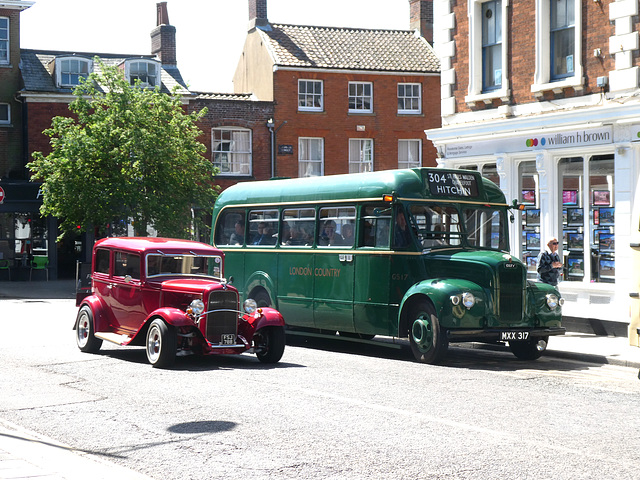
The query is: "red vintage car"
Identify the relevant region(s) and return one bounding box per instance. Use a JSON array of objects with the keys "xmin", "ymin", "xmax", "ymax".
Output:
[{"xmin": 74, "ymin": 237, "xmax": 286, "ymax": 367}]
